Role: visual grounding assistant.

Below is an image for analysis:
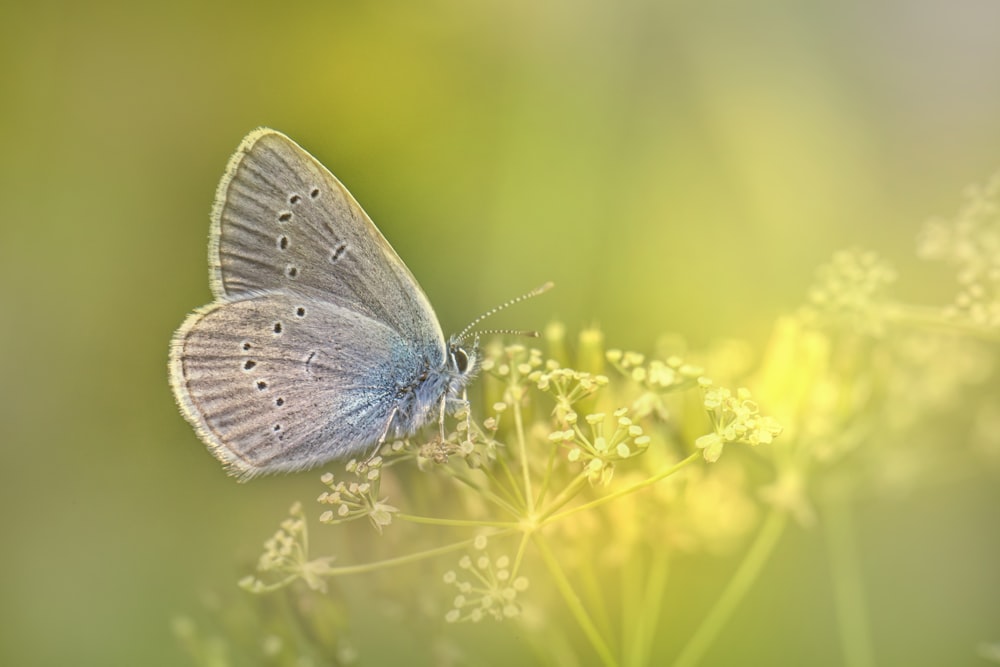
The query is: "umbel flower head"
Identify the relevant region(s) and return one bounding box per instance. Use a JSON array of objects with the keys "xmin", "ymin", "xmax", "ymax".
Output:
[
  {"xmin": 548, "ymin": 407, "xmax": 651, "ymax": 485},
  {"xmin": 238, "ymin": 502, "xmax": 334, "ymax": 593},
  {"xmin": 442, "ymin": 536, "xmax": 529, "ymax": 623},
  {"xmin": 227, "ymin": 323, "xmax": 787, "ymax": 667},
  {"xmin": 530, "ymin": 364, "xmax": 609, "ymax": 426},
  {"xmin": 317, "ymin": 456, "xmax": 398, "ymax": 534},
  {"xmin": 919, "ymin": 172, "xmax": 1000, "ymax": 327},
  {"xmin": 695, "ymin": 381, "xmax": 782, "ymax": 463},
  {"xmin": 804, "ymin": 248, "xmax": 897, "ymax": 335},
  {"xmin": 606, "ymin": 349, "xmax": 703, "ymax": 420}
]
